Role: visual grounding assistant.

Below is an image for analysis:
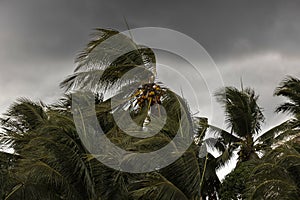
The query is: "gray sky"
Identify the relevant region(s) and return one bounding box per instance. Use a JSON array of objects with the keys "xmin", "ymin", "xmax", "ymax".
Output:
[{"xmin": 1, "ymin": 0, "xmax": 300, "ymax": 178}]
